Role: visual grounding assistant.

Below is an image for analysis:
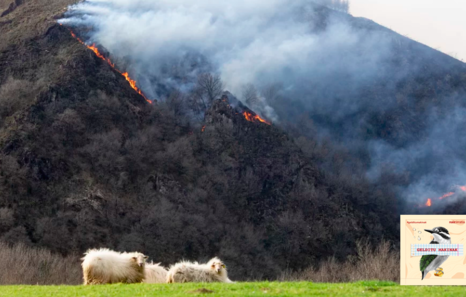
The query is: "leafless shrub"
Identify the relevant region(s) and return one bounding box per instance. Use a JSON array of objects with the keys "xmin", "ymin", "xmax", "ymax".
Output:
[
  {"xmin": 52, "ymin": 108, "xmax": 85, "ymax": 134},
  {"xmin": 191, "ymin": 73, "xmax": 223, "ymax": 112},
  {"xmin": 166, "ymin": 89, "xmax": 186, "ymax": 117},
  {"xmin": 281, "ymin": 240, "xmax": 399, "ymax": 283},
  {"xmin": 0, "ymin": 77, "xmax": 36, "ymax": 123},
  {"xmin": 242, "ymin": 84, "xmax": 260, "ymax": 108},
  {"xmin": 0, "ymin": 226, "xmax": 32, "ymax": 248},
  {"xmin": 0, "ymin": 208, "xmax": 14, "ymax": 231},
  {"xmin": 0, "ymin": 242, "xmax": 81, "ymax": 285}
]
